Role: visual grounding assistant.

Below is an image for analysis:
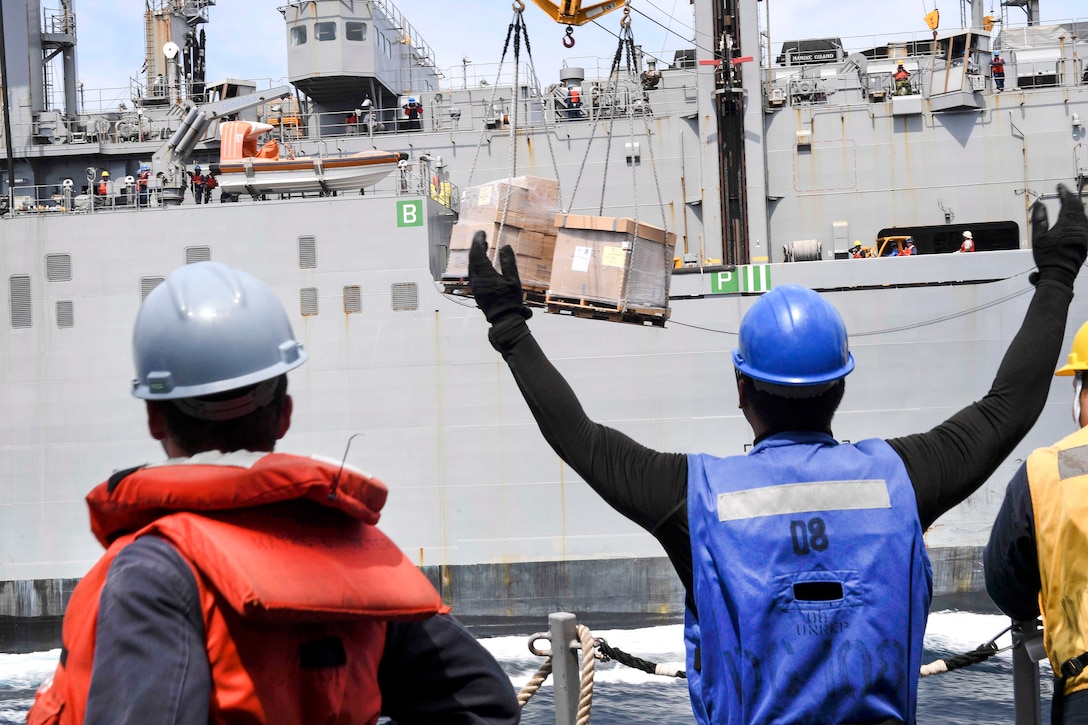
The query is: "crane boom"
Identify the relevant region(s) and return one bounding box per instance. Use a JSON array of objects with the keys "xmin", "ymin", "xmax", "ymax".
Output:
[{"xmin": 528, "ymin": 0, "xmax": 624, "ymax": 26}]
